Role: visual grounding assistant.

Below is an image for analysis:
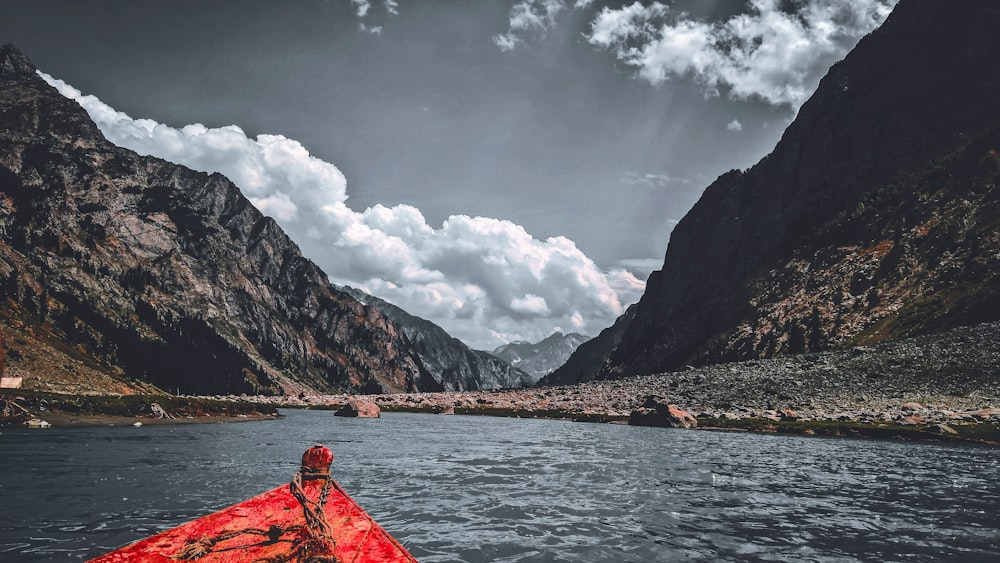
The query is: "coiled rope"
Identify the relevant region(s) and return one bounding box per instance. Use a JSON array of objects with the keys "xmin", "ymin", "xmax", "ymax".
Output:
[
  {"xmin": 286, "ymin": 469, "xmax": 339, "ymax": 562},
  {"xmin": 171, "ymin": 467, "xmax": 340, "ymax": 563}
]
